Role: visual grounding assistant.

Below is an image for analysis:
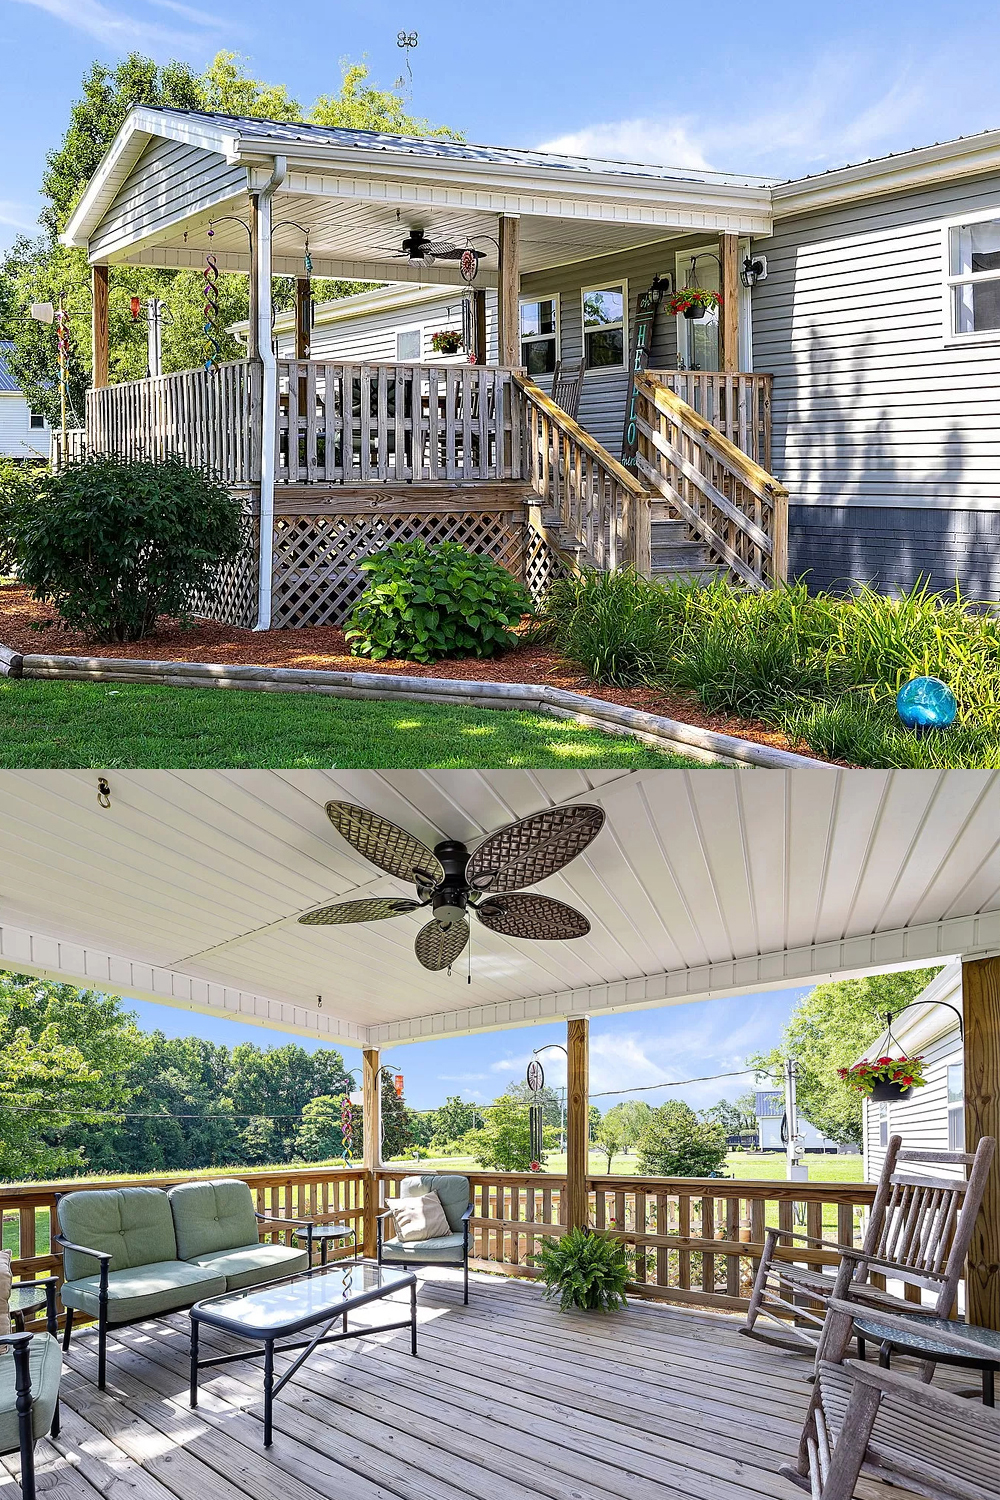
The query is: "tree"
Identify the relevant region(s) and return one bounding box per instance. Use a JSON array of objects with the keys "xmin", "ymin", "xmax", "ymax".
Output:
[
  {"xmin": 295, "ymin": 1094, "xmax": 359, "ymax": 1162},
  {"xmin": 748, "ymin": 968, "xmax": 941, "ymax": 1147},
  {"xmin": 604, "ymin": 1099, "xmax": 653, "ymax": 1154},
  {"xmin": 310, "ymin": 63, "xmax": 457, "ymax": 138},
  {"xmin": 380, "ymin": 1069, "xmax": 413, "ymax": 1159},
  {"xmin": 506, "ymin": 1079, "xmax": 563, "ymax": 1130},
  {"xmin": 636, "ymin": 1101, "xmax": 728, "ymax": 1178},
  {"xmin": 430, "ymin": 1095, "xmax": 478, "ymax": 1145},
  {"xmin": 592, "ymin": 1112, "xmax": 627, "ymax": 1171},
  {"xmin": 467, "ymin": 1095, "xmax": 536, "ymax": 1172}
]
